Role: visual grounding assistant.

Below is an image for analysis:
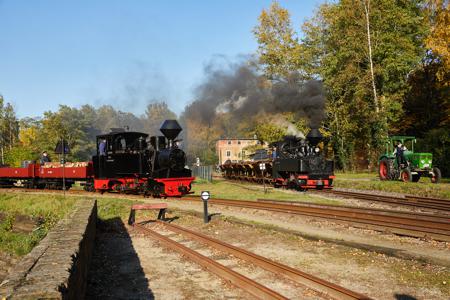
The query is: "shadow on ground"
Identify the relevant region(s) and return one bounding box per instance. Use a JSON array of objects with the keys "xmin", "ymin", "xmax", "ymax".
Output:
[
  {"xmin": 86, "ymin": 217, "xmax": 154, "ymax": 299},
  {"xmin": 395, "ymin": 294, "xmax": 418, "ymax": 300}
]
